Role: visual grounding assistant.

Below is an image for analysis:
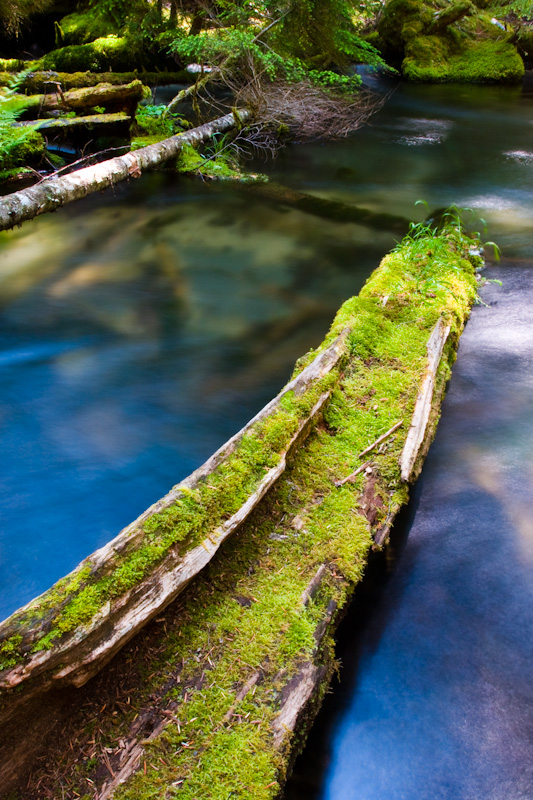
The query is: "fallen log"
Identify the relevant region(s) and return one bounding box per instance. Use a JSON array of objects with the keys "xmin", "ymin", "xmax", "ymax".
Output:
[
  {"xmin": 0, "ymin": 70, "xmax": 191, "ymax": 92},
  {"xmin": 0, "ymin": 218, "xmax": 480, "ymax": 796},
  {"xmin": 26, "ymin": 80, "xmax": 146, "ymax": 114},
  {"xmin": 0, "ymin": 108, "xmax": 251, "ymax": 231},
  {"xmin": 16, "ymin": 112, "xmax": 131, "ymax": 132}
]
